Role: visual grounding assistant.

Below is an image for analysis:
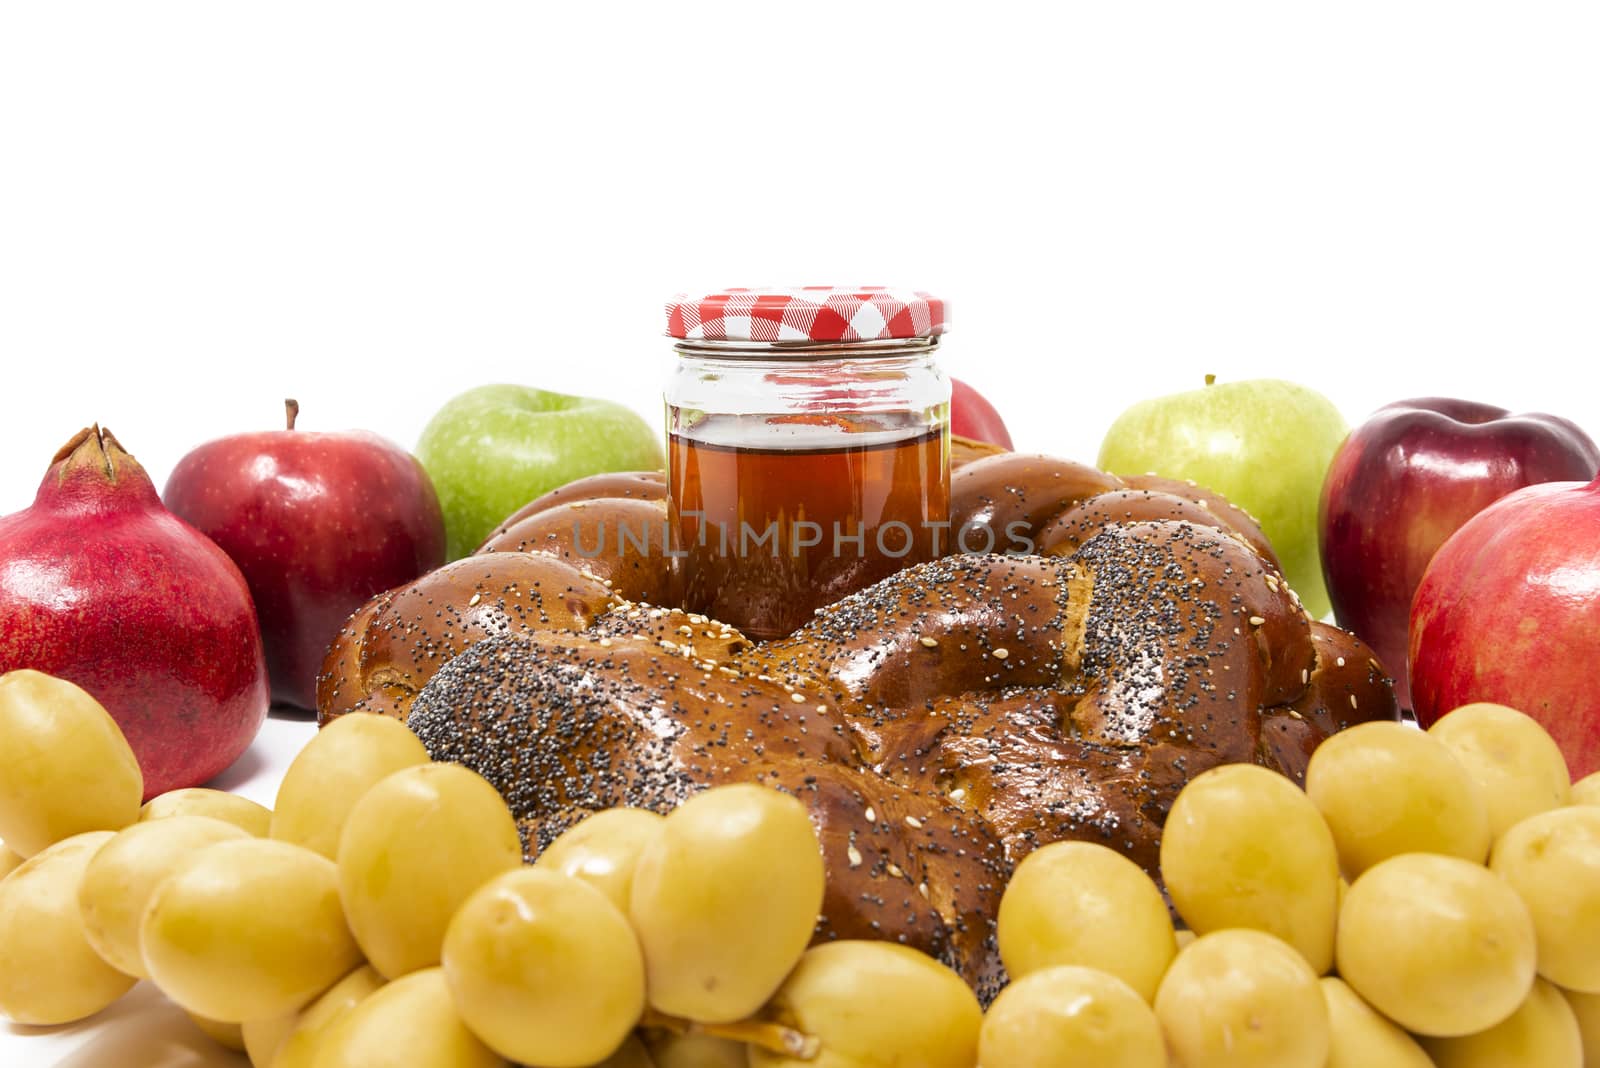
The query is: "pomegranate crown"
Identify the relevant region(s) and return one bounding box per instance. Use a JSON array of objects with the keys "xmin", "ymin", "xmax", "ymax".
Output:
[{"xmin": 51, "ymin": 425, "xmax": 135, "ymax": 483}]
